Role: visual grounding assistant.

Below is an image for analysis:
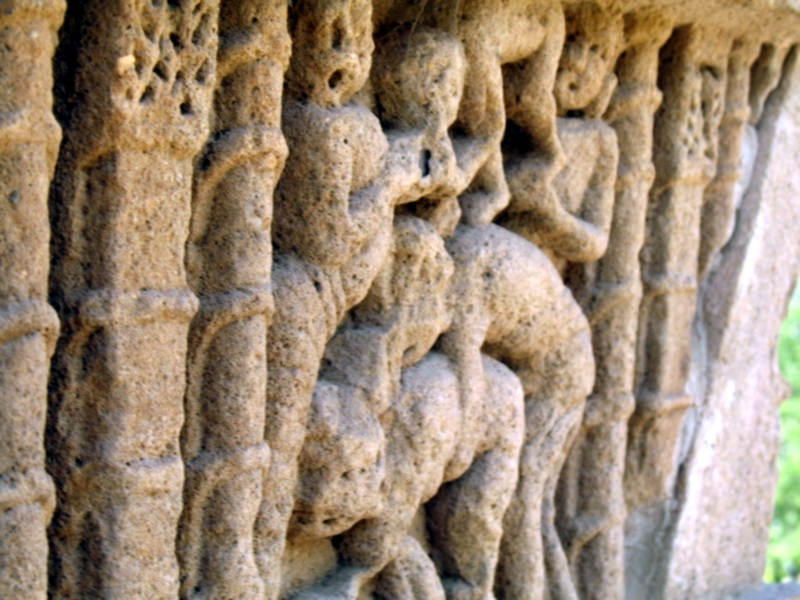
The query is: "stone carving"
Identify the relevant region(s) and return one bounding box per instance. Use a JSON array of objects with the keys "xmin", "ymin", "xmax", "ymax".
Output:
[
  {"xmin": 47, "ymin": 1, "xmax": 218, "ymax": 597},
  {"xmin": 667, "ymin": 46, "xmax": 800, "ymax": 600},
  {"xmin": 496, "ymin": 3, "xmax": 622, "ymax": 598},
  {"xmin": 0, "ymin": 2, "xmax": 64, "ymax": 598},
  {"xmin": 626, "ymin": 24, "xmax": 729, "ymax": 512},
  {"xmin": 0, "ymin": 1, "xmax": 799, "ymax": 599},
  {"xmin": 286, "ymin": 215, "xmax": 524, "ymax": 599},
  {"xmin": 260, "ymin": 5, "xmax": 462, "ymax": 597},
  {"xmin": 556, "ymin": 10, "xmax": 672, "ymax": 600},
  {"xmin": 697, "ymin": 38, "xmax": 761, "ymax": 280},
  {"xmin": 179, "ymin": 2, "xmax": 290, "ymax": 599}
]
